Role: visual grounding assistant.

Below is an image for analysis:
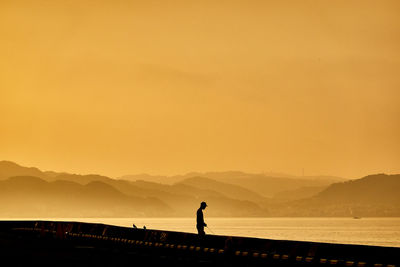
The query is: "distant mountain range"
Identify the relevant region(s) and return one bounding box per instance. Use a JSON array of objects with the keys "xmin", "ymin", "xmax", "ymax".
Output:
[
  {"xmin": 119, "ymin": 171, "xmax": 346, "ymax": 197},
  {"xmin": 0, "ymin": 160, "xmax": 399, "ymax": 217},
  {"xmin": 0, "ymin": 176, "xmax": 170, "ymax": 217},
  {"xmin": 268, "ymin": 173, "xmax": 400, "ymax": 217}
]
